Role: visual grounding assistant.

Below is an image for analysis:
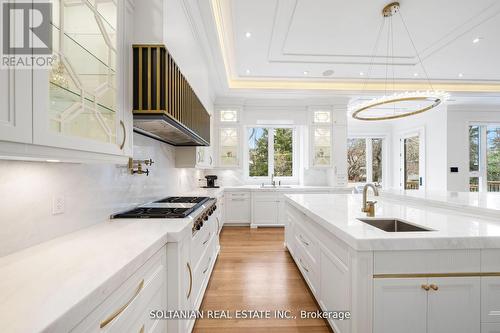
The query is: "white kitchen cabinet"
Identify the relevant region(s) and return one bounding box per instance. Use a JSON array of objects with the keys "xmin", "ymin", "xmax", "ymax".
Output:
[
  {"xmin": 374, "ymin": 277, "xmax": 480, "ymax": 333},
  {"xmin": 427, "ymin": 277, "xmax": 480, "ymax": 333},
  {"xmin": 319, "ymin": 246, "xmax": 351, "ymax": 333},
  {"xmin": 252, "ymin": 193, "xmax": 279, "ymax": 226},
  {"xmin": 0, "ymin": 67, "xmax": 32, "ymax": 143},
  {"xmin": 0, "ymin": 0, "xmax": 134, "ymax": 163},
  {"xmin": 72, "ymin": 246, "xmax": 166, "ymax": 333},
  {"xmin": 176, "ymin": 146, "xmax": 214, "ymax": 169},
  {"xmin": 225, "ymin": 192, "xmax": 251, "ymax": 224},
  {"xmin": 482, "ymin": 277, "xmax": 500, "ymax": 323},
  {"xmin": 373, "ymin": 278, "xmax": 428, "ymax": 333}
]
